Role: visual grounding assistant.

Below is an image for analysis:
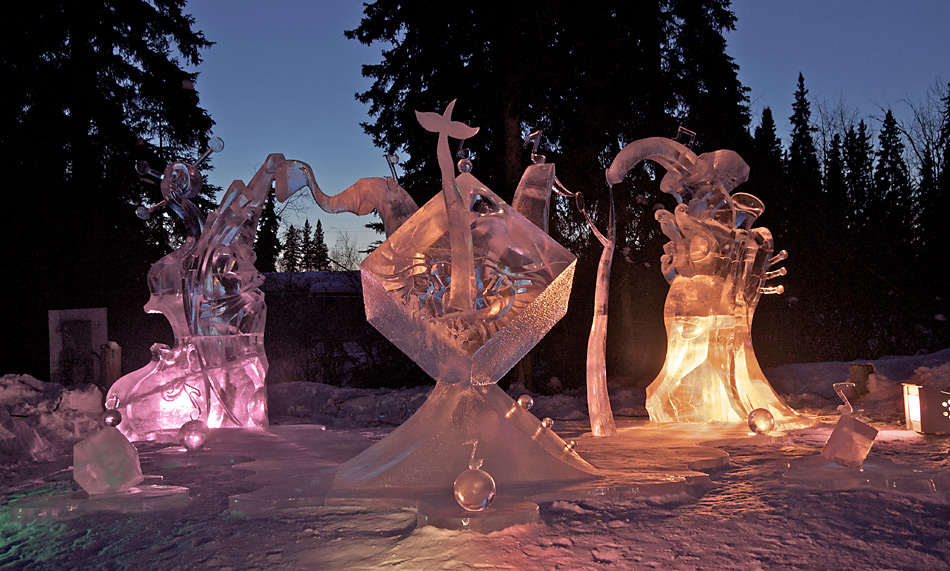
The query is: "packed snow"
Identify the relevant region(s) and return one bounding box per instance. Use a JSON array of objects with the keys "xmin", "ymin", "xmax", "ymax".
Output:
[{"xmin": 1, "ymin": 349, "xmax": 948, "ymax": 570}]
